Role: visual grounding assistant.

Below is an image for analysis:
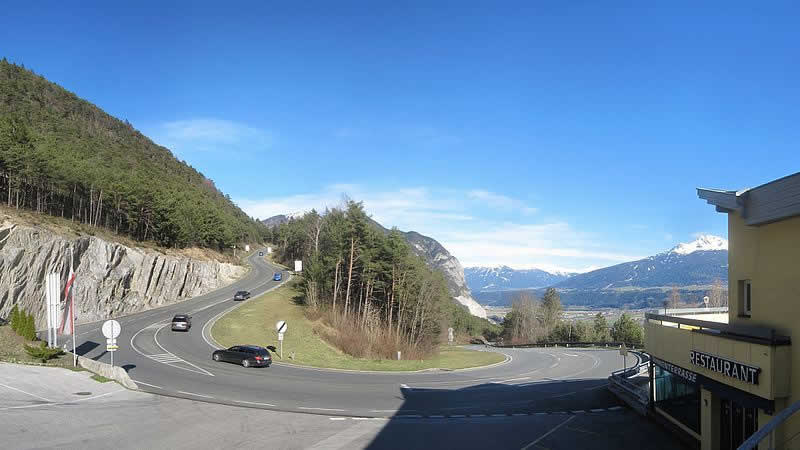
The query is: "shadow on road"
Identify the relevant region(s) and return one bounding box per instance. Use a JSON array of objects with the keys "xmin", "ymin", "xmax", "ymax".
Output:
[
  {"xmin": 75, "ymin": 340, "xmax": 99, "ymax": 356},
  {"xmin": 121, "ymin": 364, "xmax": 136, "ymax": 372},
  {"xmin": 364, "ymin": 380, "xmax": 684, "ymax": 450}
]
